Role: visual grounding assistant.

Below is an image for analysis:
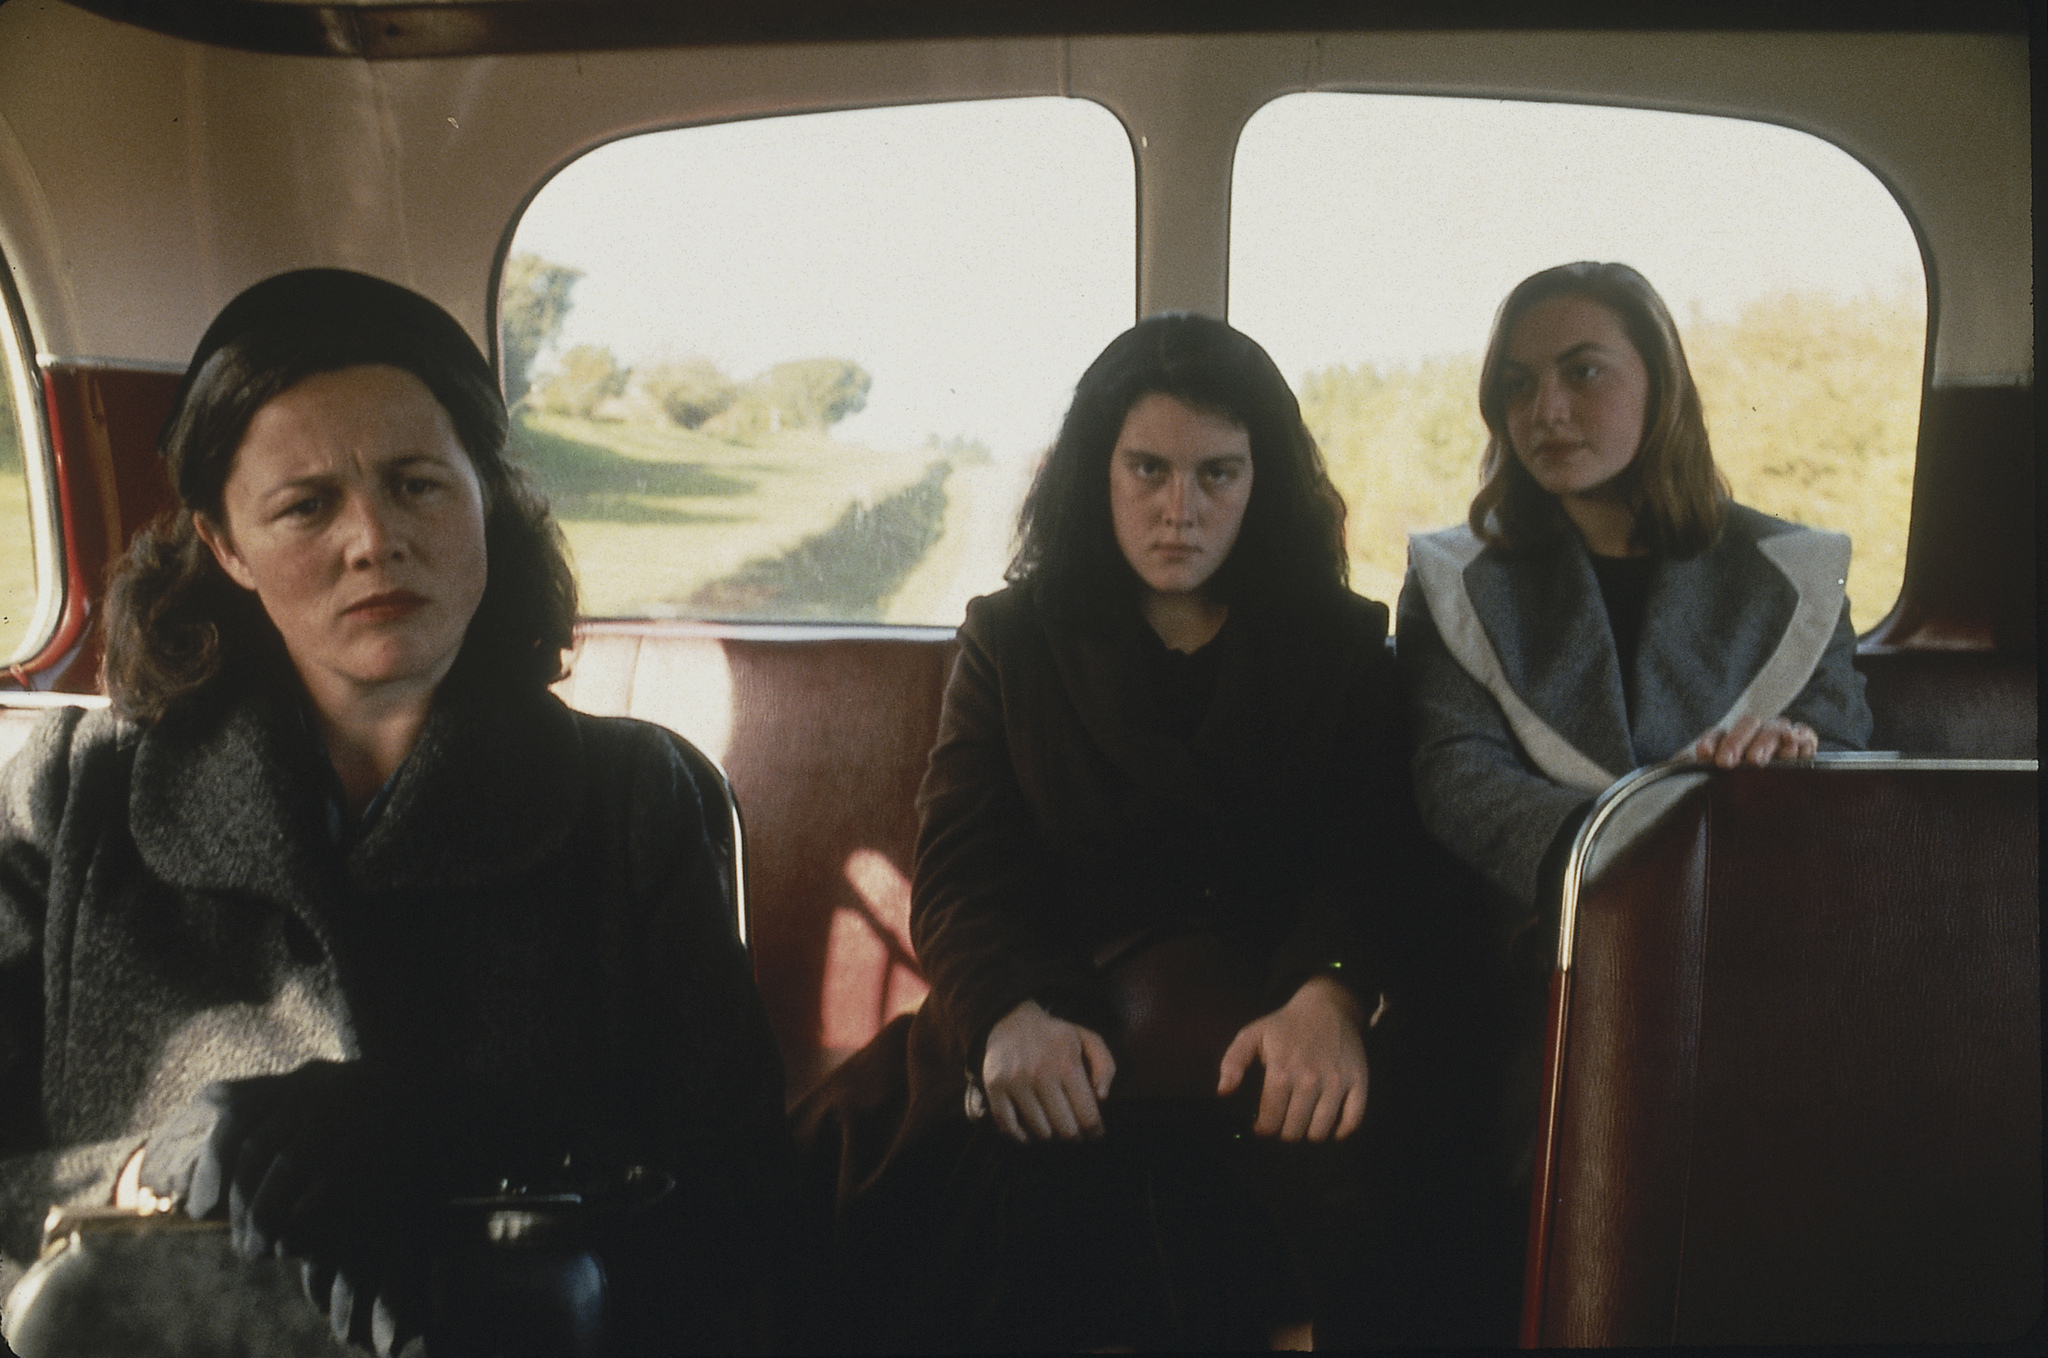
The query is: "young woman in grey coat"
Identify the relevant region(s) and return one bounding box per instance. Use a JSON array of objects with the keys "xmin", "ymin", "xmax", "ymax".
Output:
[
  {"xmin": 1398, "ymin": 262, "xmax": 1873, "ymax": 926},
  {"xmin": 0, "ymin": 270, "xmax": 789, "ymax": 1355}
]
